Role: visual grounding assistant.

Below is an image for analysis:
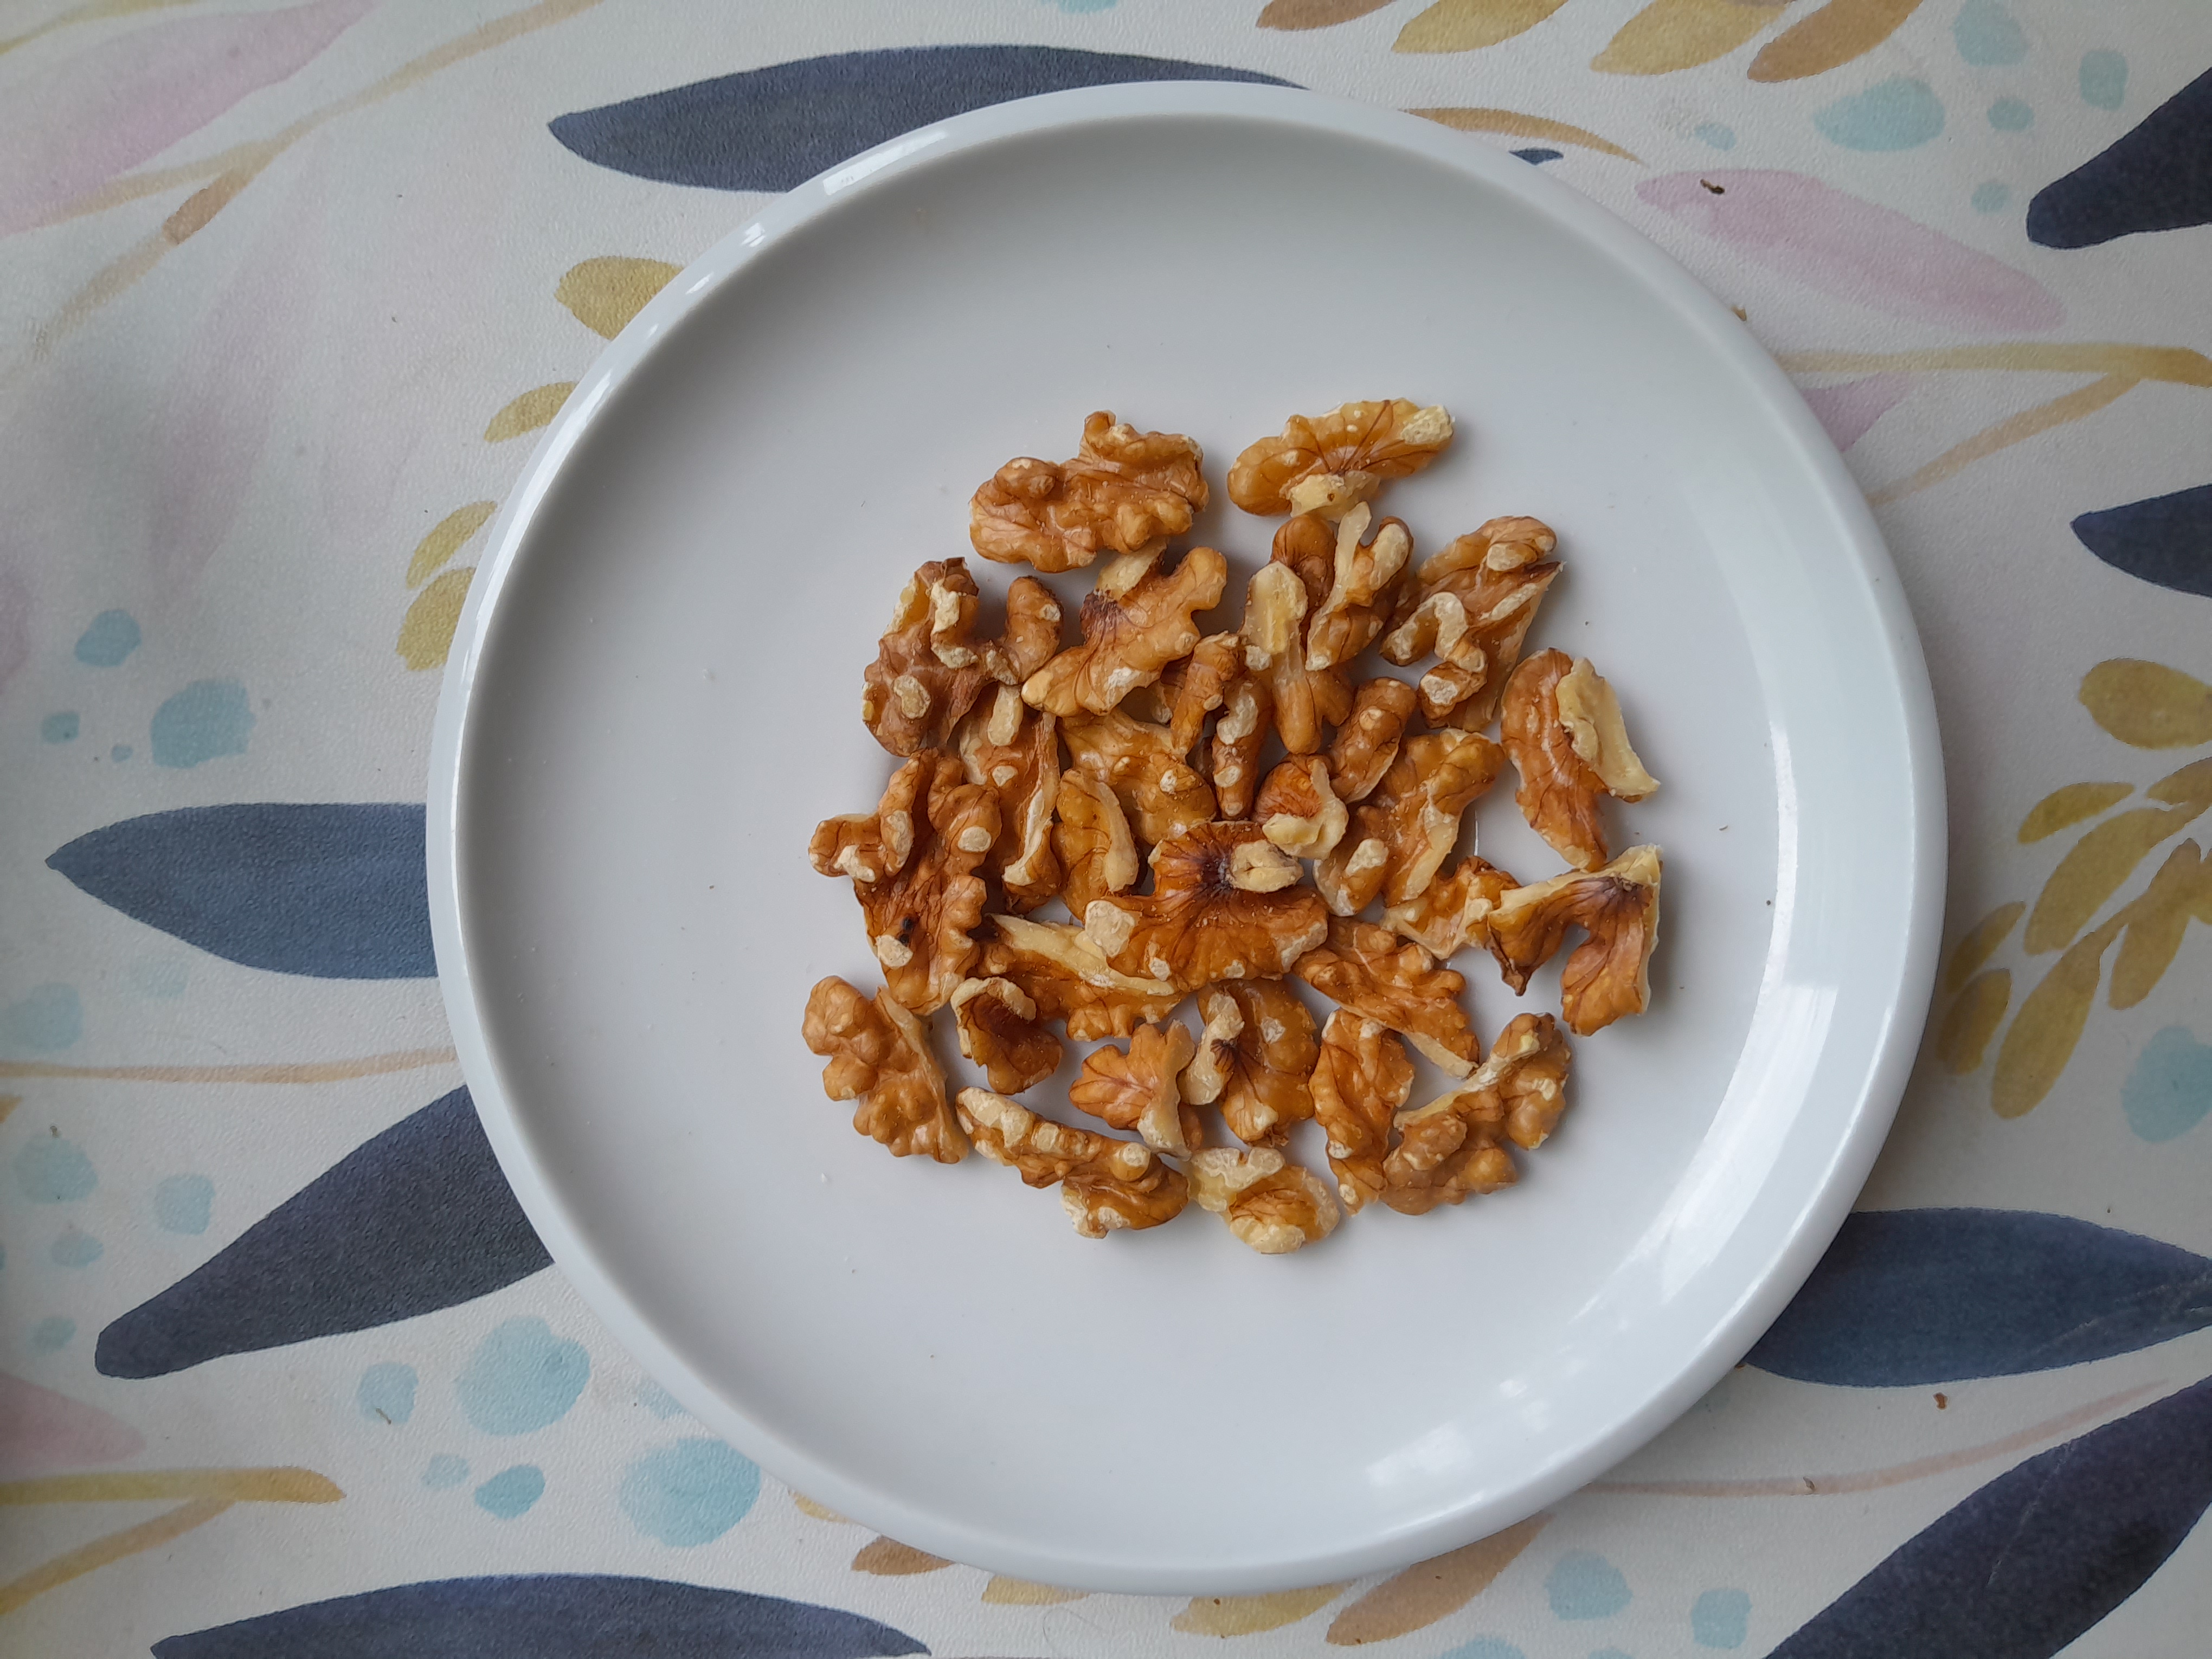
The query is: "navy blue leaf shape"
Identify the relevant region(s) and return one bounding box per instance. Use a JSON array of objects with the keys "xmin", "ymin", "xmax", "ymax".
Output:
[
  {"xmin": 2027, "ymin": 65, "xmax": 2212, "ymax": 248},
  {"xmin": 548, "ymin": 46, "xmax": 1295, "ymax": 192},
  {"xmin": 2073, "ymin": 480, "xmax": 2212, "ymax": 599},
  {"xmin": 1771, "ymin": 1374, "xmax": 2212, "ymax": 1658},
  {"xmin": 1512, "ymin": 147, "xmax": 1564, "ymax": 164},
  {"xmin": 98, "ymin": 1088, "xmax": 546, "ymax": 1379},
  {"xmin": 1747, "ymin": 1208, "xmax": 2212, "ymax": 1386},
  {"xmin": 47, "ymin": 803, "xmax": 433, "ymax": 979},
  {"xmin": 151, "ymin": 1574, "xmax": 927, "ymax": 1658}
]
